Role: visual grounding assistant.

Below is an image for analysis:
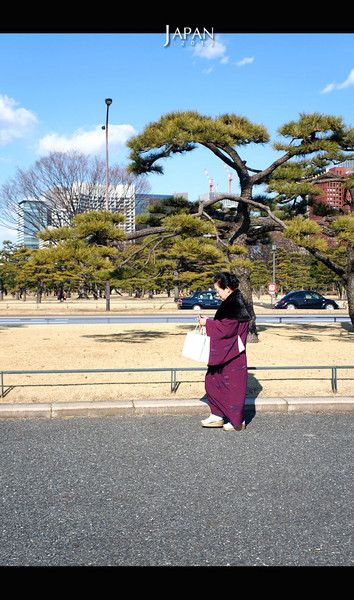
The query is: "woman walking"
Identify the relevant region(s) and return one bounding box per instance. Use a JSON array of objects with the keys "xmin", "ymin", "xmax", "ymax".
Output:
[{"xmin": 198, "ymin": 272, "xmax": 251, "ymax": 431}]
